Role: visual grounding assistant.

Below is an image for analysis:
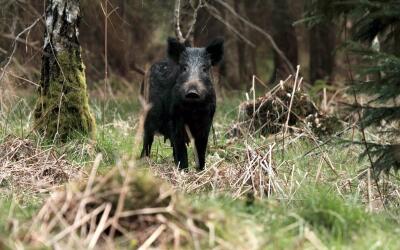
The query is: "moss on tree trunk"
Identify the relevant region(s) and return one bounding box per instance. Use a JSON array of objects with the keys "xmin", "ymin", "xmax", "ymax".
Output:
[{"xmin": 34, "ymin": 0, "xmax": 95, "ymax": 140}]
